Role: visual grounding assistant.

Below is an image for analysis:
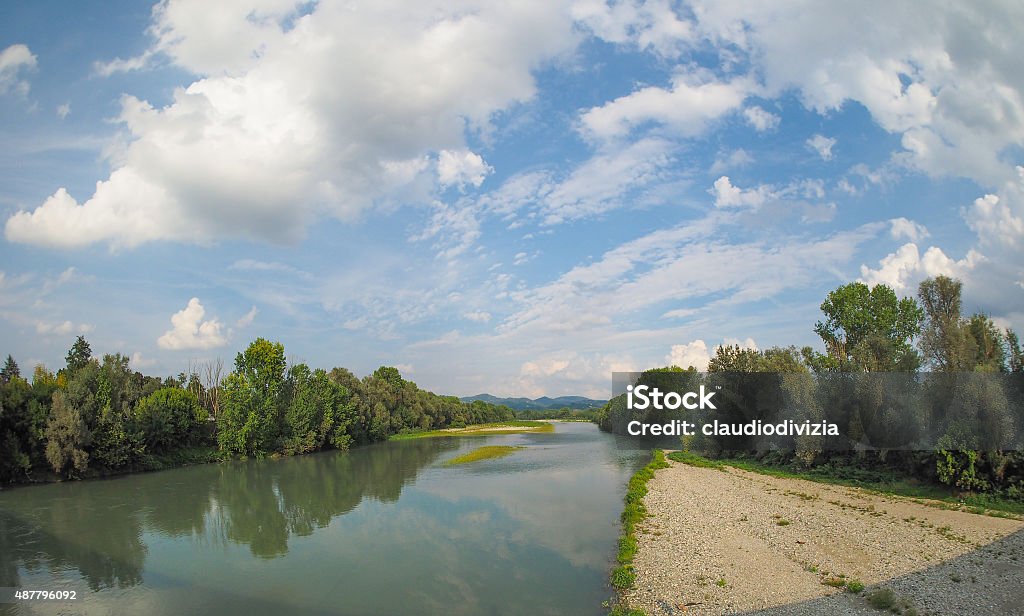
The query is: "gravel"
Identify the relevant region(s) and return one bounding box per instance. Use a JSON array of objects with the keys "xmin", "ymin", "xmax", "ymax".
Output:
[{"xmin": 623, "ymin": 457, "xmax": 1024, "ymax": 615}]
